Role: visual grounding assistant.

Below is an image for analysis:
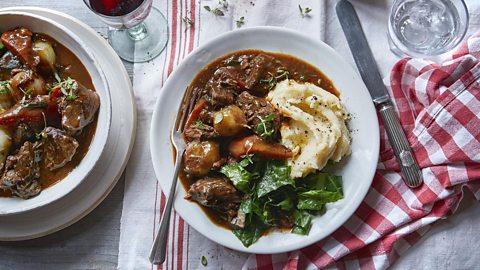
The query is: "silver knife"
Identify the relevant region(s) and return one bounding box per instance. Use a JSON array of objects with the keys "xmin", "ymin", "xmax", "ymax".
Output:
[{"xmin": 336, "ymin": 0, "xmax": 423, "ymax": 188}]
